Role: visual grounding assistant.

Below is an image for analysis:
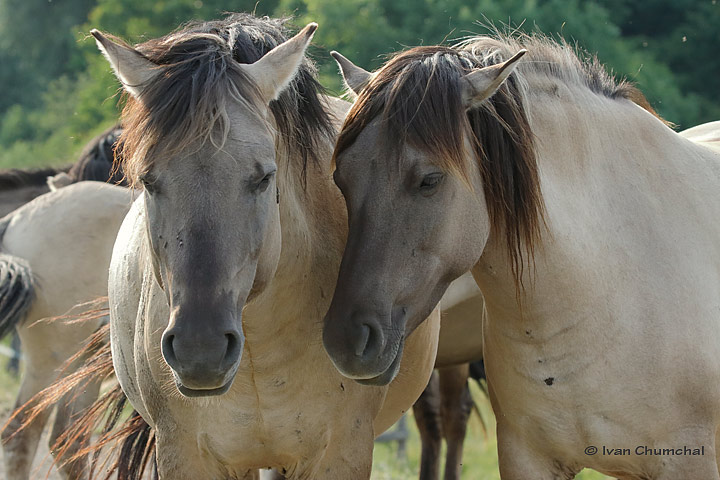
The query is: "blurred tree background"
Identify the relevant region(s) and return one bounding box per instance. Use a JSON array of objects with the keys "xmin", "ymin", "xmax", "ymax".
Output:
[{"xmin": 0, "ymin": 0, "xmax": 717, "ymax": 168}]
